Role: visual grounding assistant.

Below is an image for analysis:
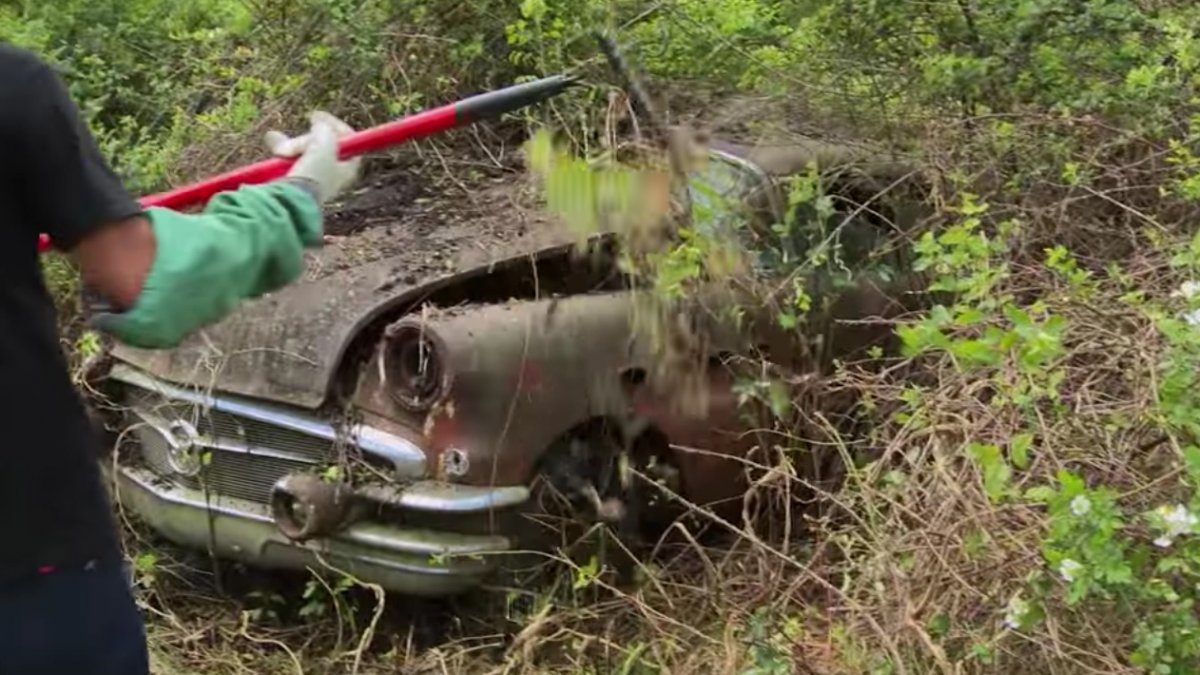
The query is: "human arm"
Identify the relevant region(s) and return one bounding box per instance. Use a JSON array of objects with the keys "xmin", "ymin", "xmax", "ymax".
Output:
[
  {"xmin": 70, "ymin": 215, "xmax": 156, "ymax": 311},
  {"xmin": 85, "ymin": 118, "xmax": 357, "ymax": 349},
  {"xmin": 8, "ymin": 46, "xmax": 152, "ymax": 307},
  {"xmin": 11, "ymin": 48, "xmax": 357, "ymax": 348},
  {"xmin": 85, "ymin": 181, "xmax": 325, "ymax": 348}
]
